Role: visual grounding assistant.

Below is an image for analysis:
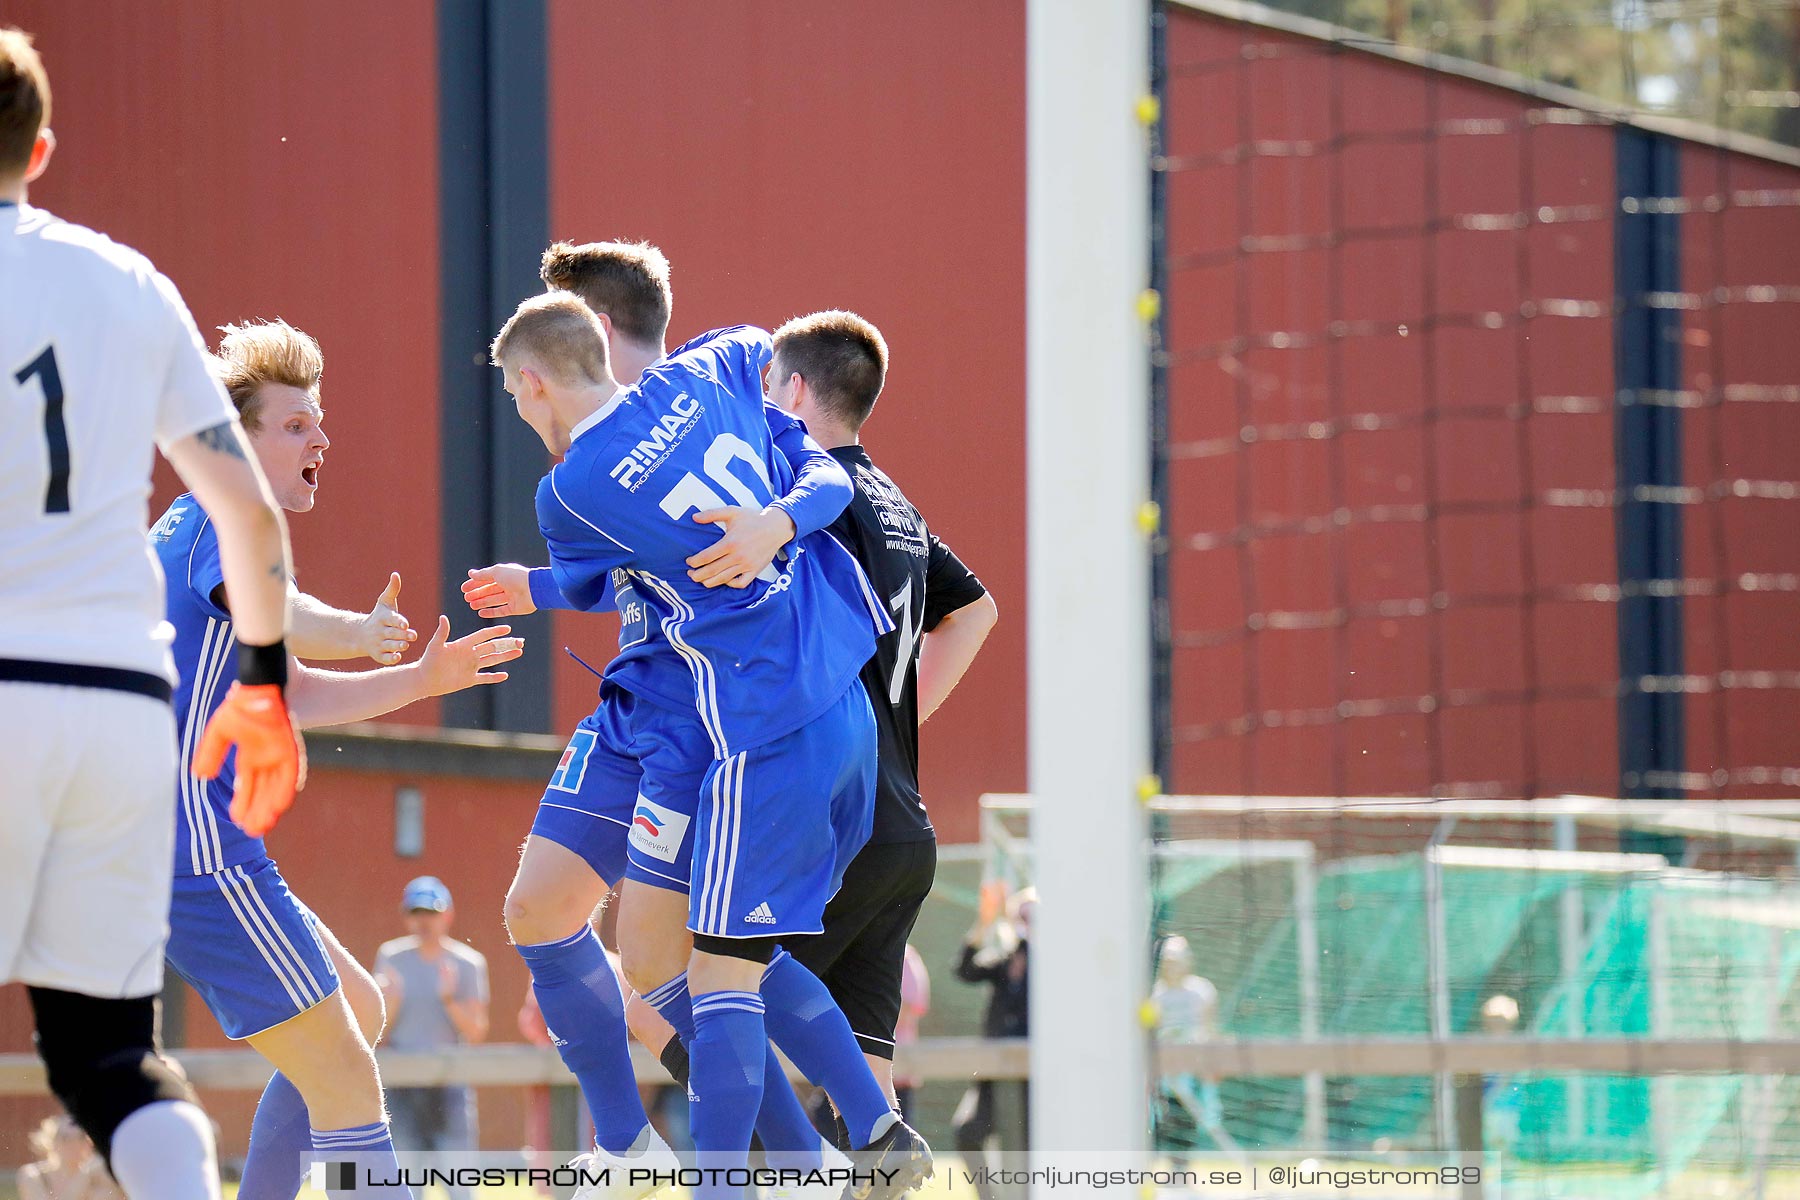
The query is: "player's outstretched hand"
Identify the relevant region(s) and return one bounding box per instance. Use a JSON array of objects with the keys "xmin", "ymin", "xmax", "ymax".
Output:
[
  {"xmin": 194, "ymin": 682, "xmax": 307, "ymax": 838},
  {"xmin": 462, "ymin": 564, "xmax": 537, "ymax": 618},
  {"xmin": 359, "ymin": 572, "xmax": 417, "ymax": 665},
  {"xmin": 686, "ymin": 506, "xmax": 795, "ymax": 588},
  {"xmin": 419, "ymin": 614, "xmax": 523, "ymax": 696}
]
